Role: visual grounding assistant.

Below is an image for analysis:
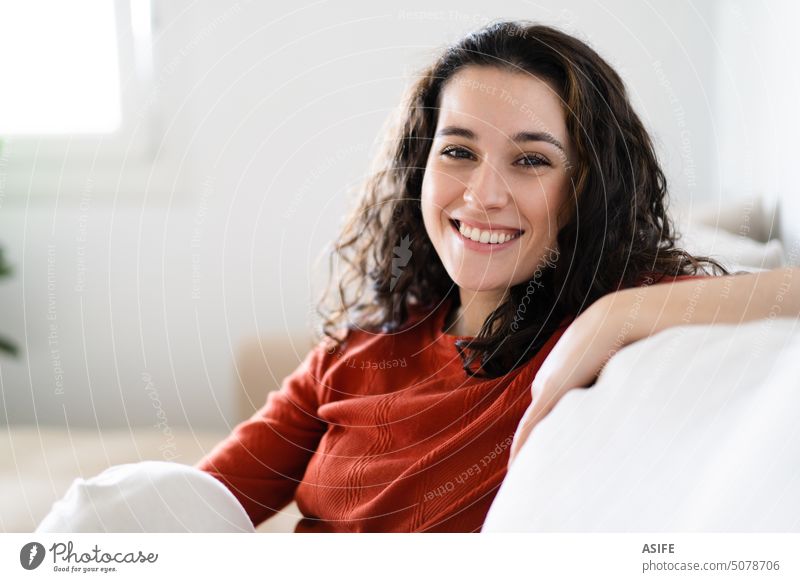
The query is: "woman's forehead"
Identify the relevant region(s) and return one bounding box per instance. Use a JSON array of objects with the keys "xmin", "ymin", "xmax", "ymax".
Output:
[{"xmin": 437, "ymin": 66, "xmax": 569, "ymax": 144}]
